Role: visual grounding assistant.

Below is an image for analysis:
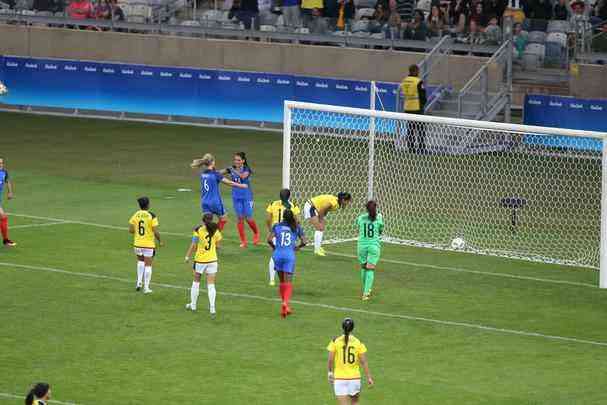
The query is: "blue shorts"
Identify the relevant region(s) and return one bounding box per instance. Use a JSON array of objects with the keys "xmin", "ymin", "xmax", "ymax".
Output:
[
  {"xmin": 202, "ymin": 201, "xmax": 226, "ymax": 217},
  {"xmin": 273, "ymin": 254, "xmax": 296, "ymax": 274},
  {"xmin": 233, "ymin": 198, "xmax": 254, "ymax": 218}
]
